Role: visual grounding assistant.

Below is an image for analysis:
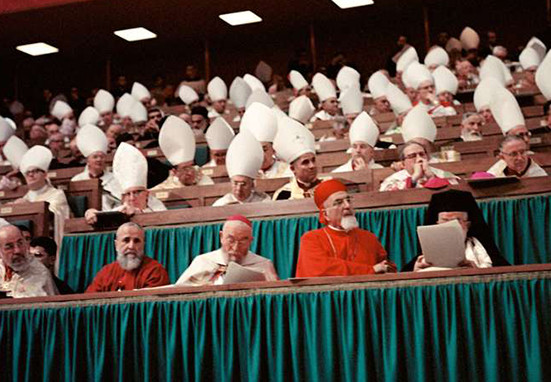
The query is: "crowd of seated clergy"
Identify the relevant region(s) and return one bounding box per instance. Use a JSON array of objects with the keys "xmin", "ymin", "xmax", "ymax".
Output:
[{"xmin": 1, "ymin": 26, "xmax": 551, "ymax": 298}]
